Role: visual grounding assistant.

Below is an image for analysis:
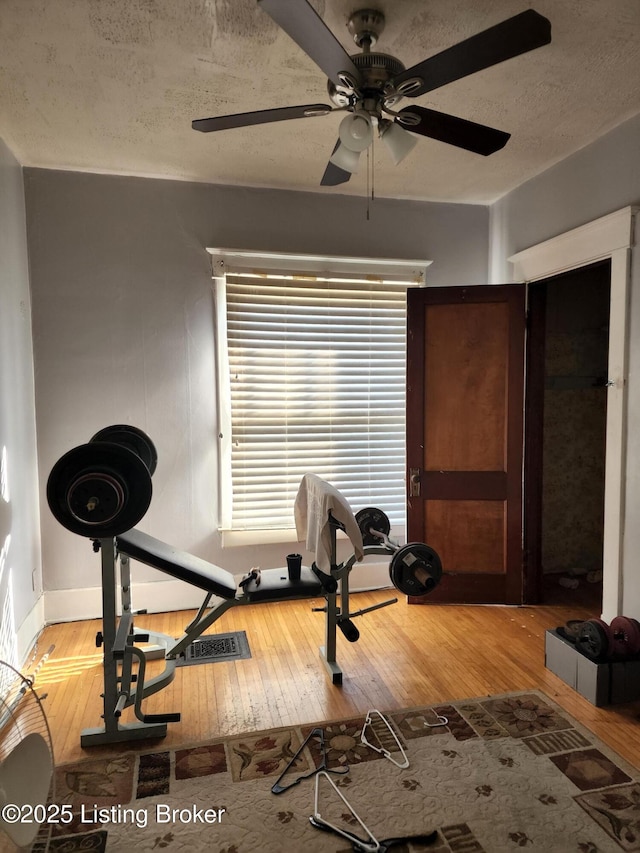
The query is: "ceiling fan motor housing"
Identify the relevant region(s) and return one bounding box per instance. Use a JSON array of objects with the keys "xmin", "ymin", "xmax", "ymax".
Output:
[{"xmin": 327, "ymin": 52, "xmax": 406, "ymax": 109}]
